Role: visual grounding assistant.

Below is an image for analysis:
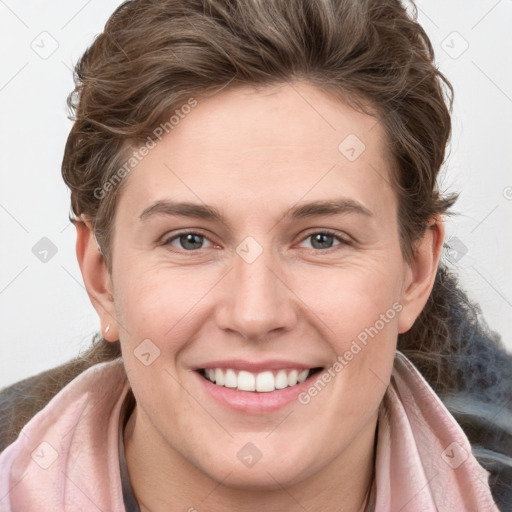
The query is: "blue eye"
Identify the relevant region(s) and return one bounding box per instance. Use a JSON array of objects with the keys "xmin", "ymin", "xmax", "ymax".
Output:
[
  {"xmin": 162, "ymin": 229, "xmax": 349, "ymax": 254},
  {"xmin": 299, "ymin": 231, "xmax": 347, "ymax": 251},
  {"xmin": 164, "ymin": 232, "xmax": 213, "ymax": 251}
]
